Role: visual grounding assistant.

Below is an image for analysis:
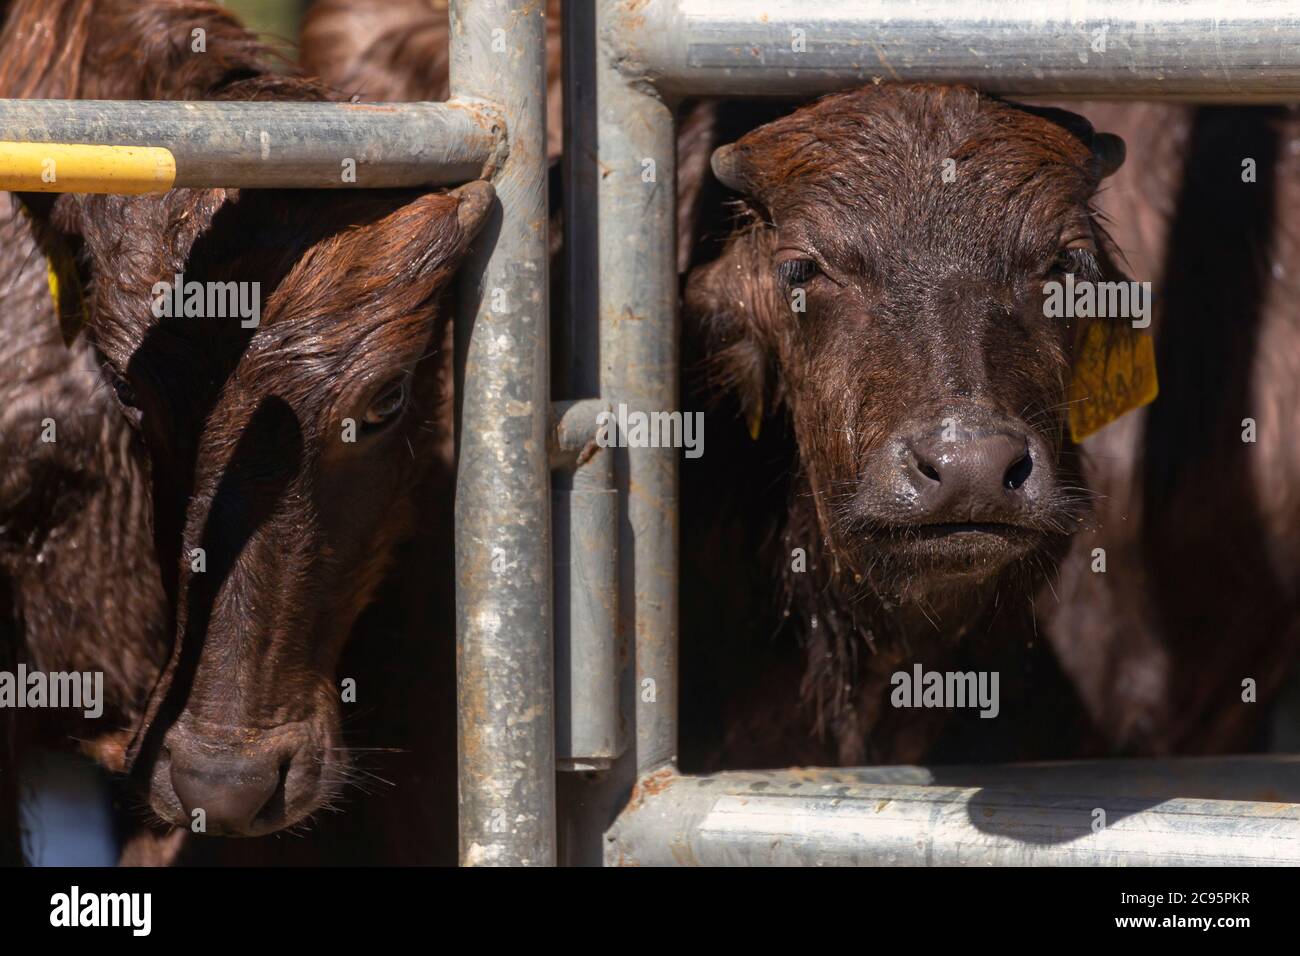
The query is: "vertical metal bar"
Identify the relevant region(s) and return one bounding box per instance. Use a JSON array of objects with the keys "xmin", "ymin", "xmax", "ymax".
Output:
[
  {"xmin": 450, "ymin": 0, "xmax": 555, "ymax": 867},
  {"xmin": 596, "ymin": 0, "xmax": 679, "ymax": 774},
  {"xmin": 552, "ymin": 400, "xmax": 620, "ymax": 772},
  {"xmin": 560, "ymin": 0, "xmax": 599, "ymax": 399},
  {"xmin": 555, "ymin": 8, "xmax": 612, "ymax": 779},
  {"xmin": 554, "ymin": 0, "xmax": 679, "ymax": 865}
]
